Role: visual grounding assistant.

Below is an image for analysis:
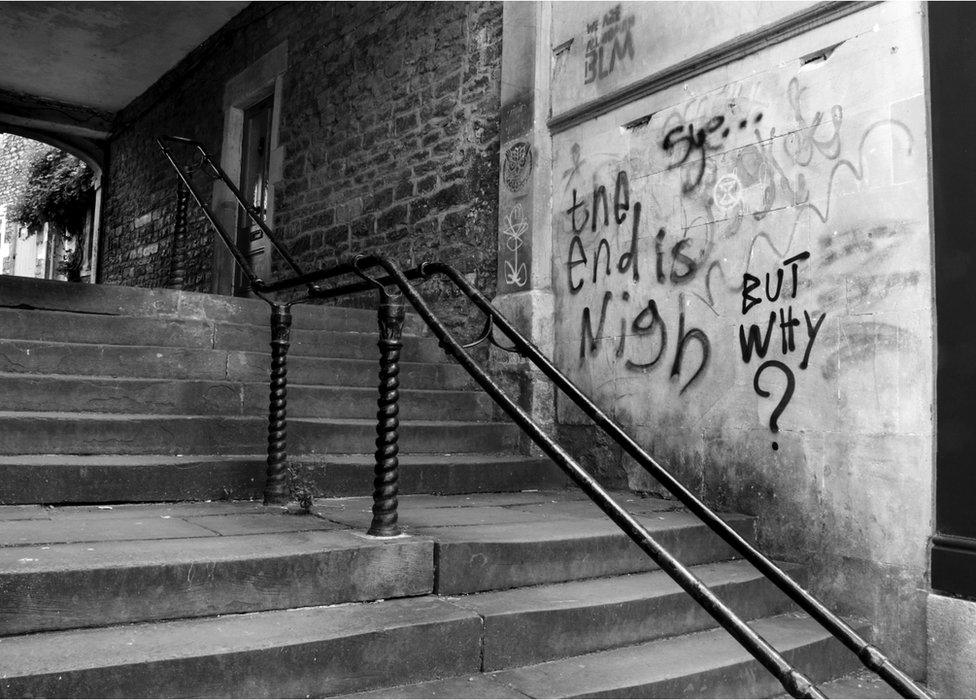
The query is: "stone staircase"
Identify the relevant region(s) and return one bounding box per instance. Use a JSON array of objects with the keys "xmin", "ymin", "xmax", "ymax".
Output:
[
  {"xmin": 0, "ymin": 276, "xmax": 563, "ymax": 503},
  {"xmin": 0, "ymin": 277, "xmax": 879, "ymax": 697}
]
